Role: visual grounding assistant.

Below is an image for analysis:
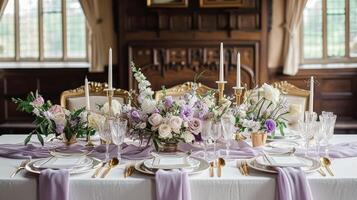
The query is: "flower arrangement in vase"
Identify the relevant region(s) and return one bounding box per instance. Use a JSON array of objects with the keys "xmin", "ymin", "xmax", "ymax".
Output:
[
  {"xmin": 124, "ymin": 62, "xmax": 232, "ymax": 152},
  {"xmin": 232, "ymin": 83, "xmax": 289, "ymax": 147},
  {"xmin": 12, "ymin": 91, "xmax": 95, "ymax": 145}
]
